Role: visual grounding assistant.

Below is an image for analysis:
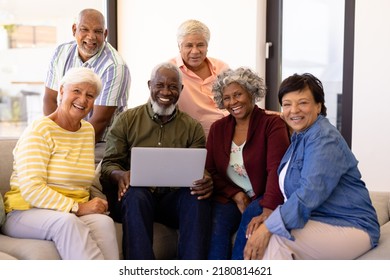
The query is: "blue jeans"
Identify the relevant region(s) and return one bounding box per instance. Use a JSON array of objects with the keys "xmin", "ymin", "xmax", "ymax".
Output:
[
  {"xmin": 208, "ymin": 201, "xmax": 242, "ymax": 260},
  {"xmin": 231, "ymin": 197, "xmax": 263, "ymax": 260},
  {"xmin": 121, "ymin": 187, "xmax": 211, "ymax": 260}
]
